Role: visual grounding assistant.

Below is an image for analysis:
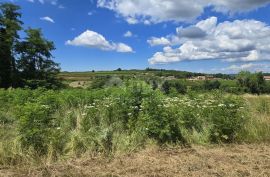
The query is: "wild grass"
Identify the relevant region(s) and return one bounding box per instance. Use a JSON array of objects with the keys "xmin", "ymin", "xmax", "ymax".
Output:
[
  {"xmin": 239, "ymin": 95, "xmax": 270, "ymax": 142},
  {"xmin": 0, "ymin": 83, "xmax": 269, "ymax": 168}
]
